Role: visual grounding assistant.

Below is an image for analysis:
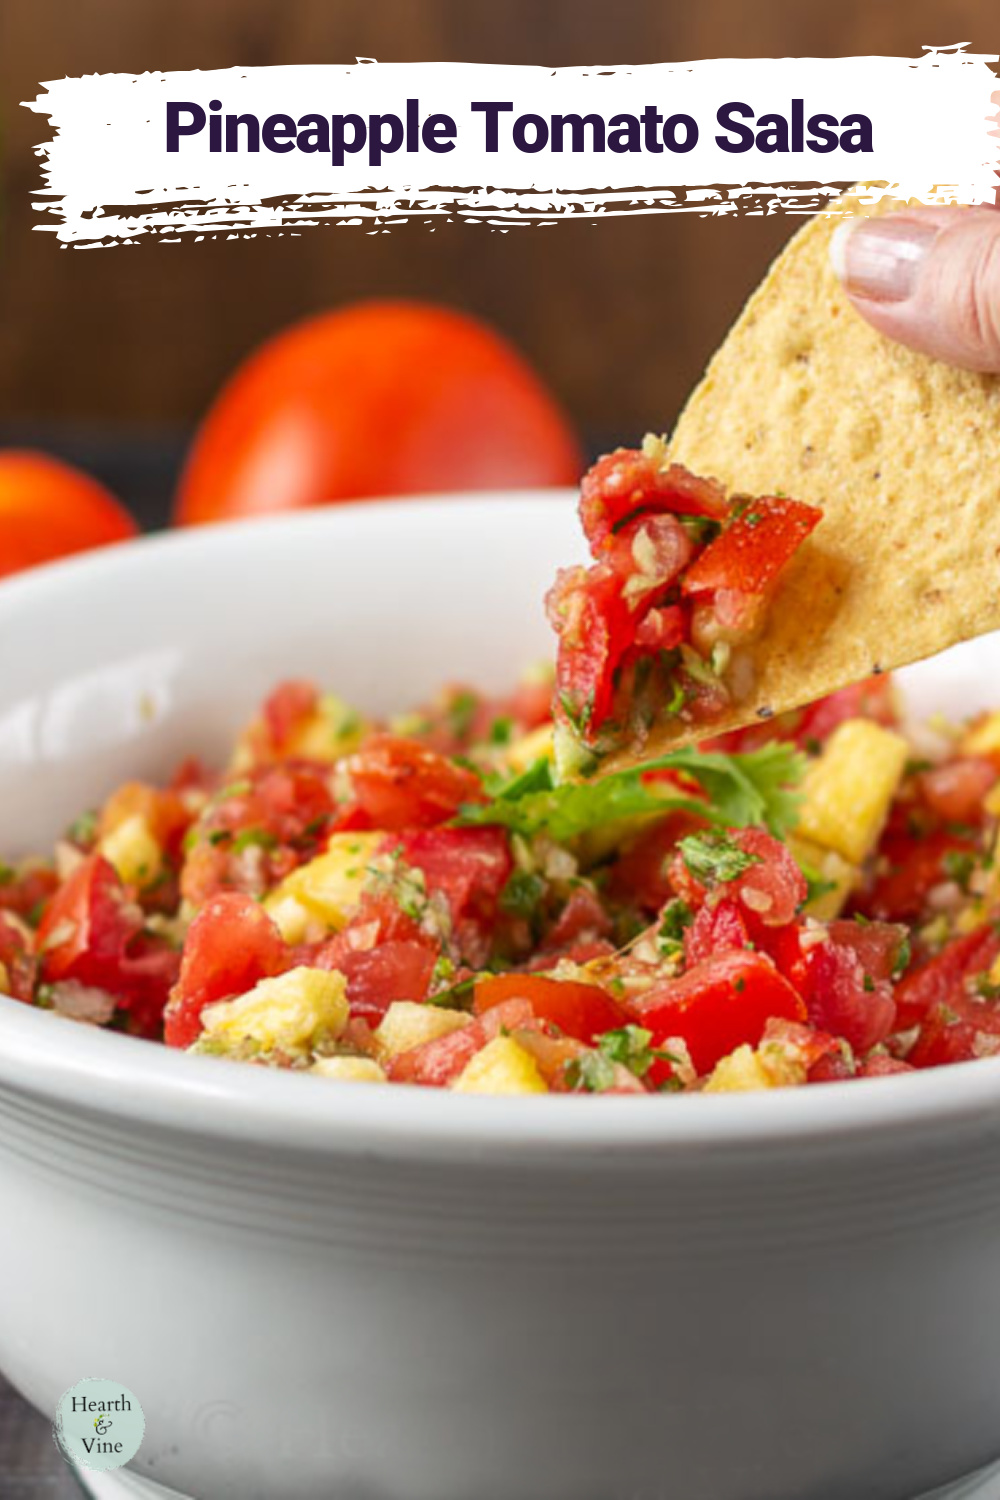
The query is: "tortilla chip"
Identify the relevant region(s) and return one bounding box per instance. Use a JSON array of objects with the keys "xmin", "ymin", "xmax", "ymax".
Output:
[{"xmin": 603, "ymin": 192, "xmax": 1000, "ymax": 771}]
